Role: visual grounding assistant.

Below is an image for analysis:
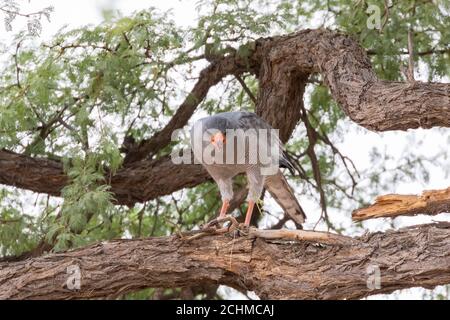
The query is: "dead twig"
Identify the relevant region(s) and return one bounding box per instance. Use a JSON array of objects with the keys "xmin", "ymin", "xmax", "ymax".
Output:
[
  {"xmin": 248, "ymin": 228, "xmax": 358, "ymax": 246},
  {"xmin": 234, "ymin": 74, "xmax": 257, "ymax": 104},
  {"xmin": 178, "ymin": 216, "xmax": 357, "ymax": 246},
  {"xmin": 177, "ymin": 216, "xmax": 240, "ymax": 242}
]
